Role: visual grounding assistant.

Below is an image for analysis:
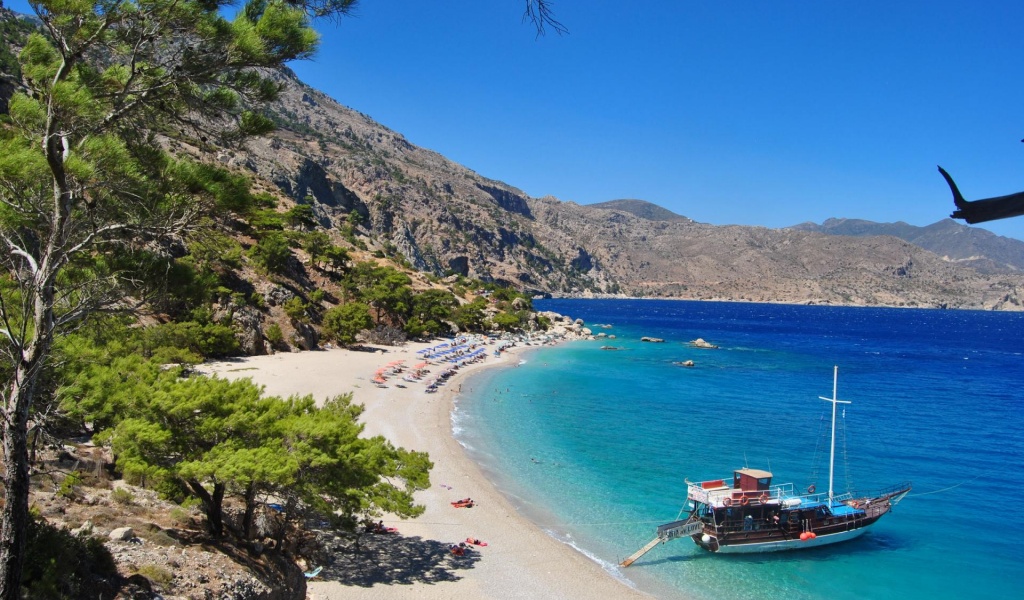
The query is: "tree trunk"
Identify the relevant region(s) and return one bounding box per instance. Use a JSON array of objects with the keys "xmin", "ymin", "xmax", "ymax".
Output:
[
  {"xmin": 241, "ymin": 484, "xmax": 257, "ymax": 540},
  {"xmin": 187, "ymin": 479, "xmax": 226, "ymax": 537},
  {"xmin": 0, "ymin": 360, "xmax": 43, "ymax": 599}
]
